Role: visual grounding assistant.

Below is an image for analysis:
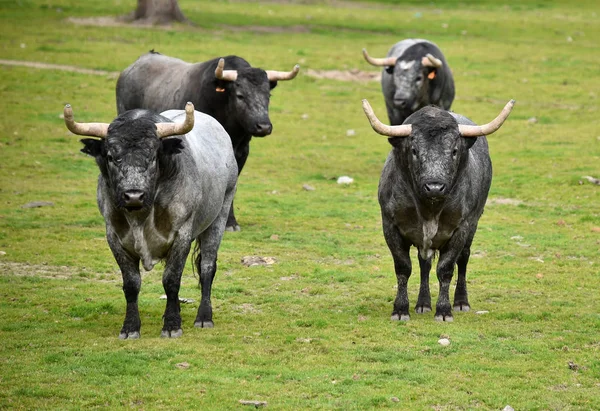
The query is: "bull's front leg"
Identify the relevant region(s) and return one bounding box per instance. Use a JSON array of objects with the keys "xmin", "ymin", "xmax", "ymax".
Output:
[
  {"xmin": 415, "ymin": 253, "xmax": 432, "ymax": 313},
  {"xmin": 383, "ymin": 219, "xmax": 412, "ymax": 321},
  {"xmin": 161, "ymin": 234, "xmax": 193, "ymax": 338},
  {"xmin": 107, "ymin": 230, "xmax": 142, "ymax": 339}
]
